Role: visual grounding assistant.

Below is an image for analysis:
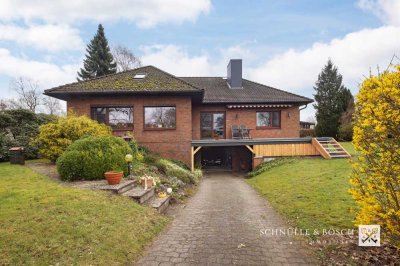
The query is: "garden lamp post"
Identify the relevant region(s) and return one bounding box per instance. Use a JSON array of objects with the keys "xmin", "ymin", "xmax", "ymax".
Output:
[{"xmin": 125, "ymin": 154, "xmax": 133, "ymax": 178}]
